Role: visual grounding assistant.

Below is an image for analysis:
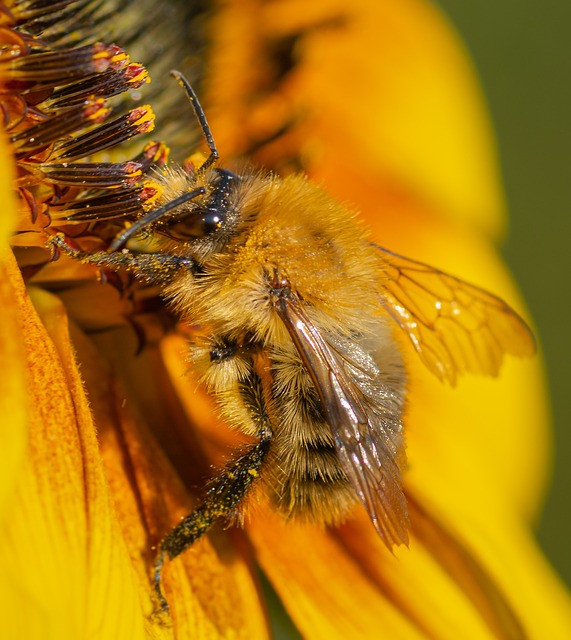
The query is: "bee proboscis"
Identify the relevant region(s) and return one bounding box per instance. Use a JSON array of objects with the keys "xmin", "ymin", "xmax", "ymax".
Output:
[{"xmin": 49, "ymin": 71, "xmax": 535, "ymax": 612}]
